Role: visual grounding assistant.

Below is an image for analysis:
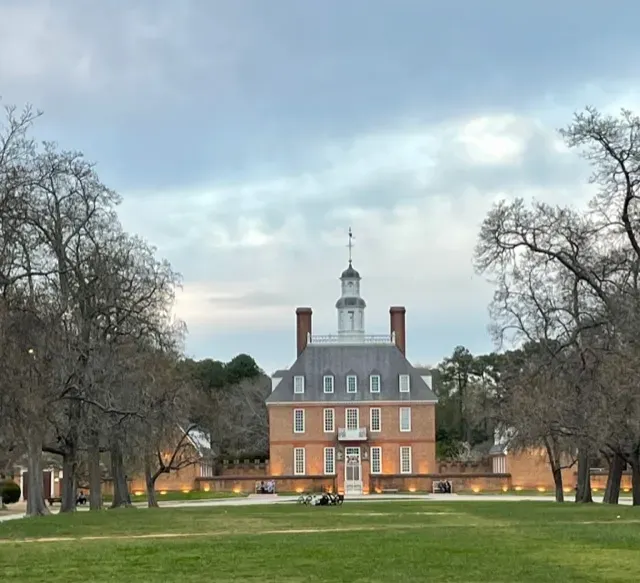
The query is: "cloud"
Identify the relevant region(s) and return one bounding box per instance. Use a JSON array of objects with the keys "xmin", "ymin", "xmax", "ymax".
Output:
[
  {"xmin": 5, "ymin": 0, "xmax": 640, "ymax": 370},
  {"xmin": 120, "ymin": 108, "xmax": 594, "ymax": 353}
]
